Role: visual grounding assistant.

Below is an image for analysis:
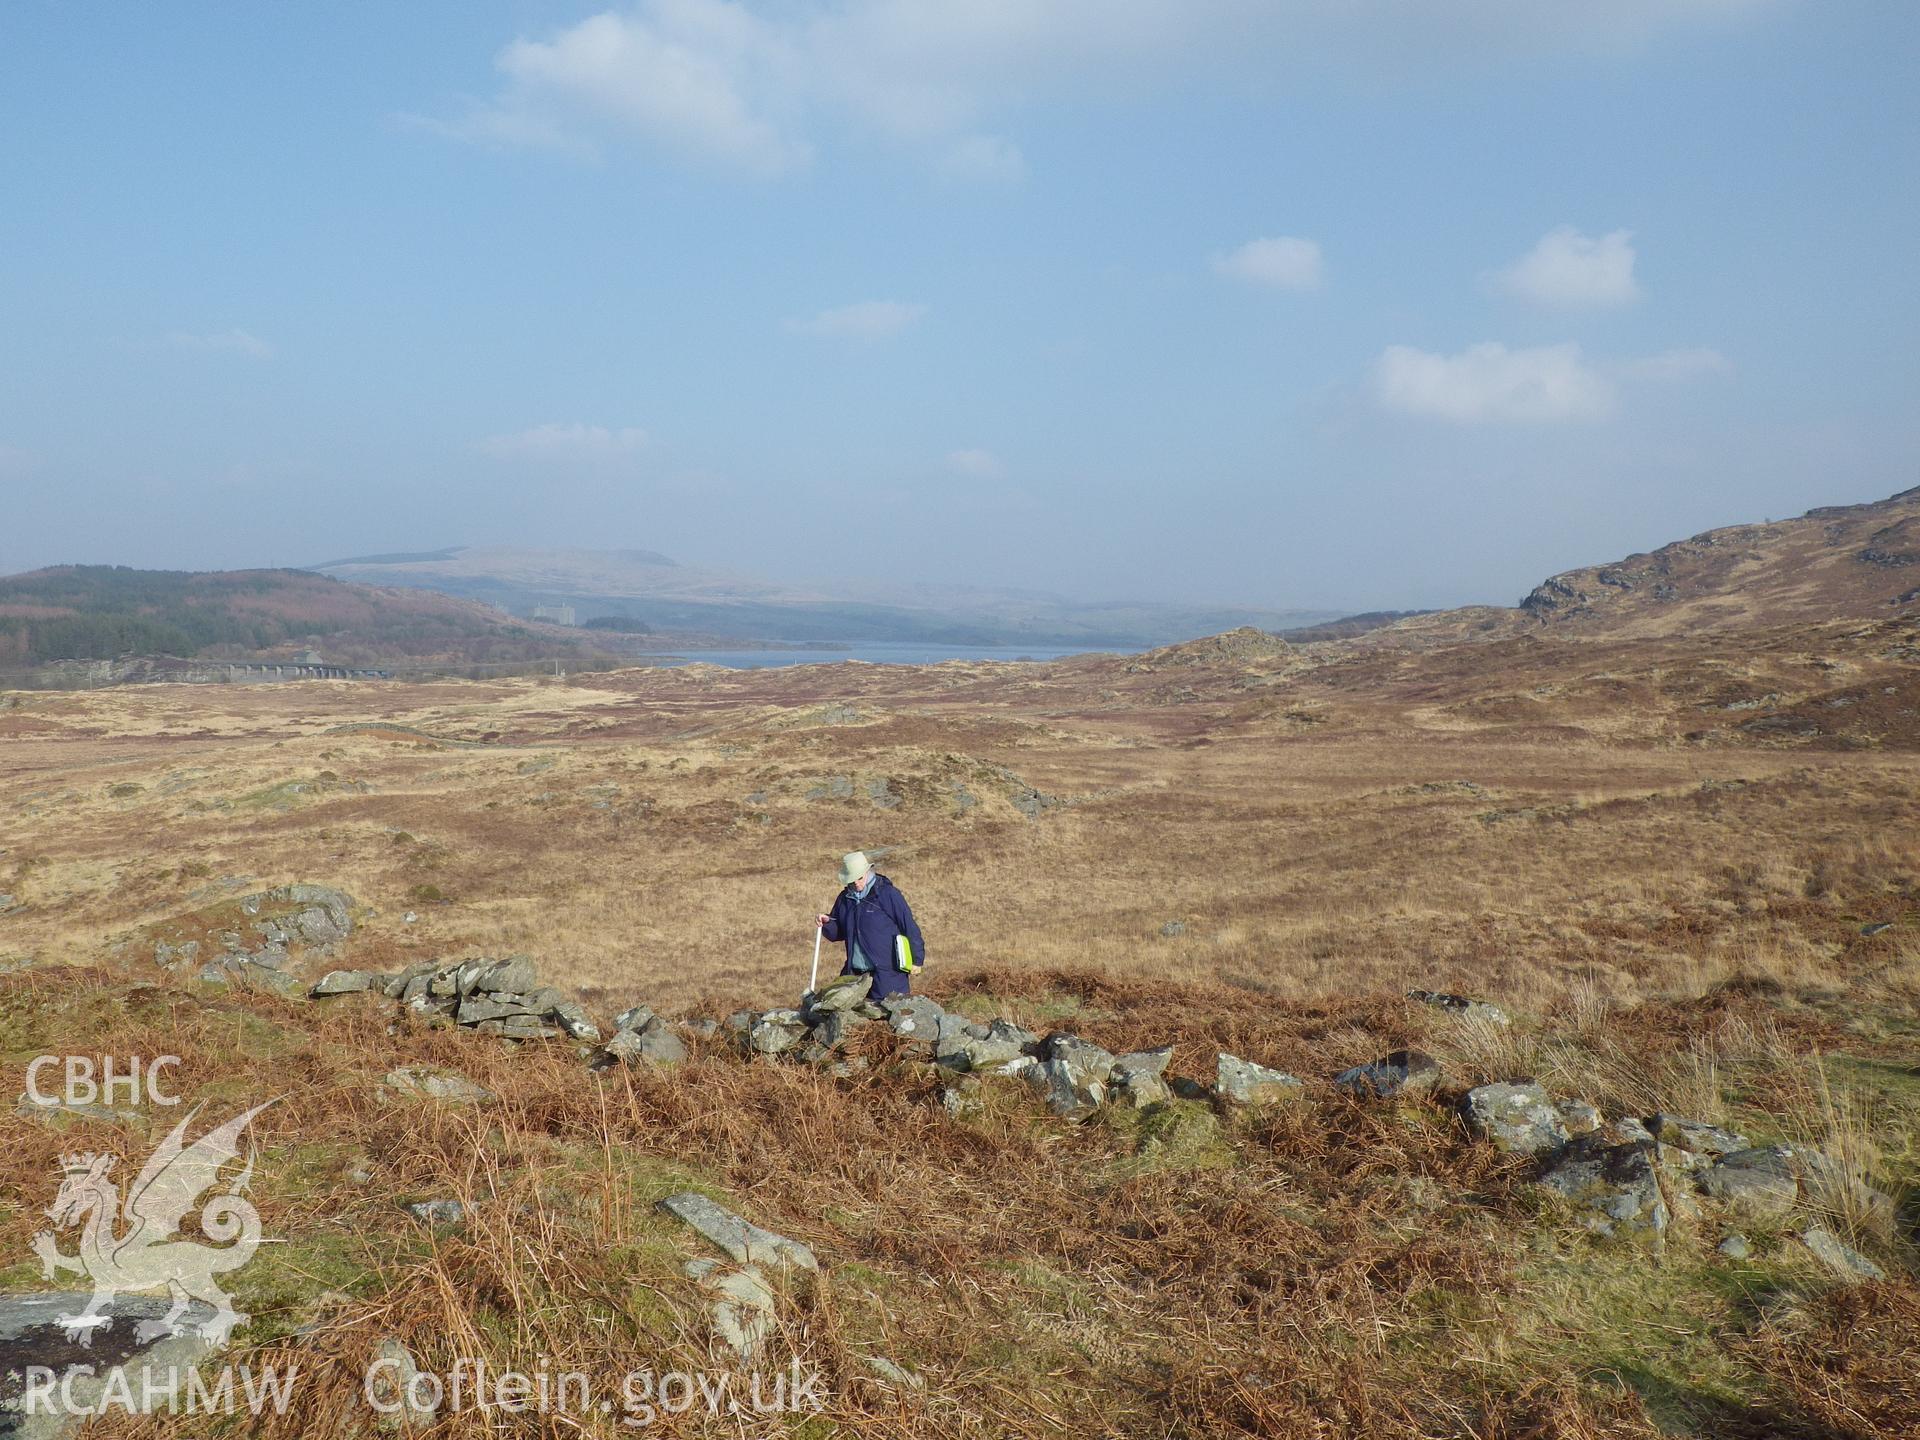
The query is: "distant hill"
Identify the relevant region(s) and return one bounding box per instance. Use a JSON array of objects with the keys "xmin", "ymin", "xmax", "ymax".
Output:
[
  {"xmin": 306, "ymin": 545, "xmax": 1341, "ymax": 647},
  {"xmin": 1360, "ymin": 485, "xmax": 1920, "ymax": 651},
  {"xmin": 1517, "ymin": 485, "xmax": 1920, "ymax": 634},
  {"xmin": 0, "ymin": 565, "xmax": 606, "ymax": 667},
  {"xmin": 1273, "ymin": 610, "xmax": 1435, "ymax": 643}
]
